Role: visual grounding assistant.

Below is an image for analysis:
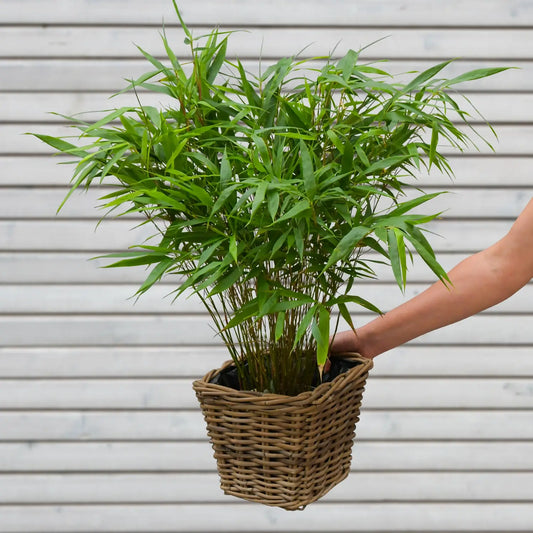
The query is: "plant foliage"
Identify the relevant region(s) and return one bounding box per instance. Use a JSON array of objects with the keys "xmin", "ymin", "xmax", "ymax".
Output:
[{"xmin": 34, "ymin": 3, "xmax": 506, "ymax": 394}]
